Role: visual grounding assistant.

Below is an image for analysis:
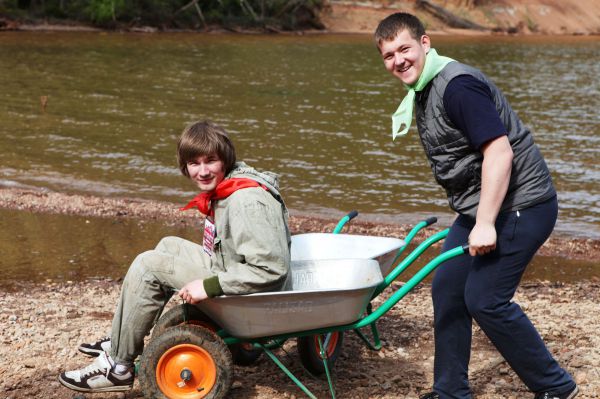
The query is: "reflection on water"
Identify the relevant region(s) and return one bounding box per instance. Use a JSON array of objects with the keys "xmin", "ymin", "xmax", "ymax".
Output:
[
  {"xmin": 0, "ymin": 208, "xmax": 596, "ymax": 288},
  {"xmin": 0, "ymin": 33, "xmax": 598, "ymax": 239},
  {"xmin": 0, "ymin": 208, "xmax": 200, "ymax": 288}
]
